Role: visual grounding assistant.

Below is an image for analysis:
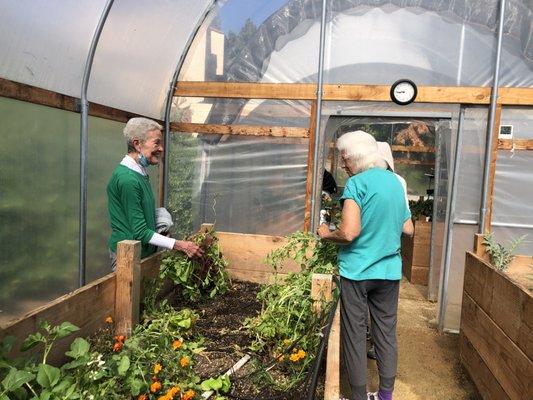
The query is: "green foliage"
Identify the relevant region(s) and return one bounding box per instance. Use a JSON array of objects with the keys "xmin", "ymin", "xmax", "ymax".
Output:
[
  {"xmin": 482, "ymin": 232, "xmax": 526, "ymax": 272},
  {"xmin": 408, "ymin": 197, "xmax": 433, "ymax": 219},
  {"xmin": 1, "ymin": 307, "xmax": 208, "ymax": 399},
  {"xmin": 167, "ymin": 134, "xmax": 202, "ymax": 239},
  {"xmin": 245, "ymin": 231, "xmax": 338, "ymax": 391},
  {"xmin": 160, "ymin": 230, "xmax": 230, "ymax": 301}
]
